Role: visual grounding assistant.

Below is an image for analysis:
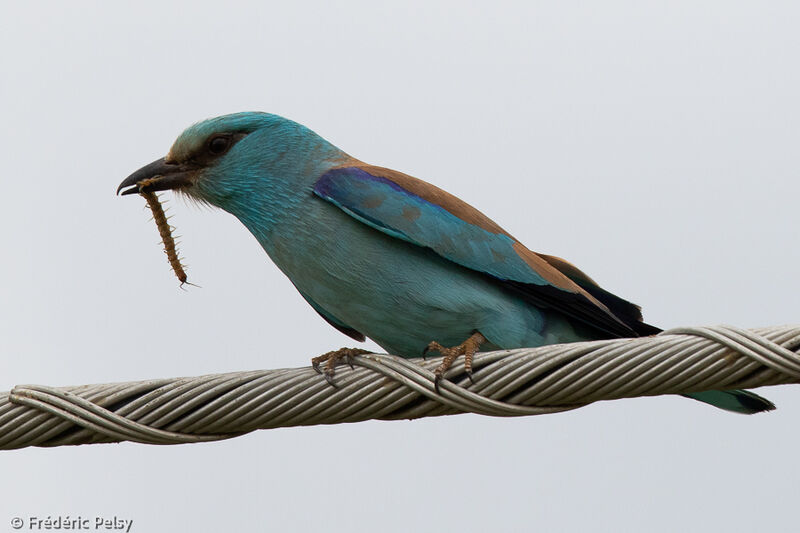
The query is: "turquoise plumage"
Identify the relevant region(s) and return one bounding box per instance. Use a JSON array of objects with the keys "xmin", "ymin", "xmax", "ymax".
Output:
[{"xmin": 118, "ymin": 112, "xmax": 774, "ymax": 414}]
